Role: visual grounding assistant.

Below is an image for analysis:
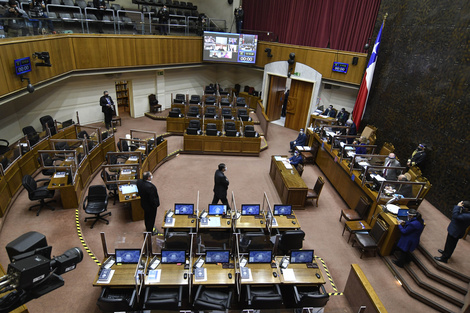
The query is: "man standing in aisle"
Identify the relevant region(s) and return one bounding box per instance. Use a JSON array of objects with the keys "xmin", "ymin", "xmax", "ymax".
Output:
[
  {"xmin": 99, "ymin": 90, "xmax": 114, "ymax": 130},
  {"xmin": 212, "ymin": 163, "xmax": 230, "ymax": 210},
  {"xmin": 234, "ymin": 5, "xmax": 244, "ymax": 33},
  {"xmin": 136, "ymin": 171, "xmax": 161, "ymax": 236},
  {"xmin": 158, "ymin": 5, "xmax": 169, "ymax": 35}
]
